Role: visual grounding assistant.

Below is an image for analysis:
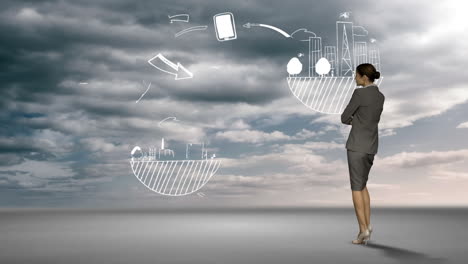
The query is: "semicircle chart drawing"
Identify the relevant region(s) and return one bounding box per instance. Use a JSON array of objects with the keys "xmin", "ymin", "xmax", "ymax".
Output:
[
  {"xmin": 130, "ymin": 158, "xmax": 221, "ymax": 196},
  {"xmin": 129, "ymin": 141, "xmax": 221, "ymax": 196},
  {"xmin": 286, "ymin": 76, "xmax": 383, "ymax": 114}
]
